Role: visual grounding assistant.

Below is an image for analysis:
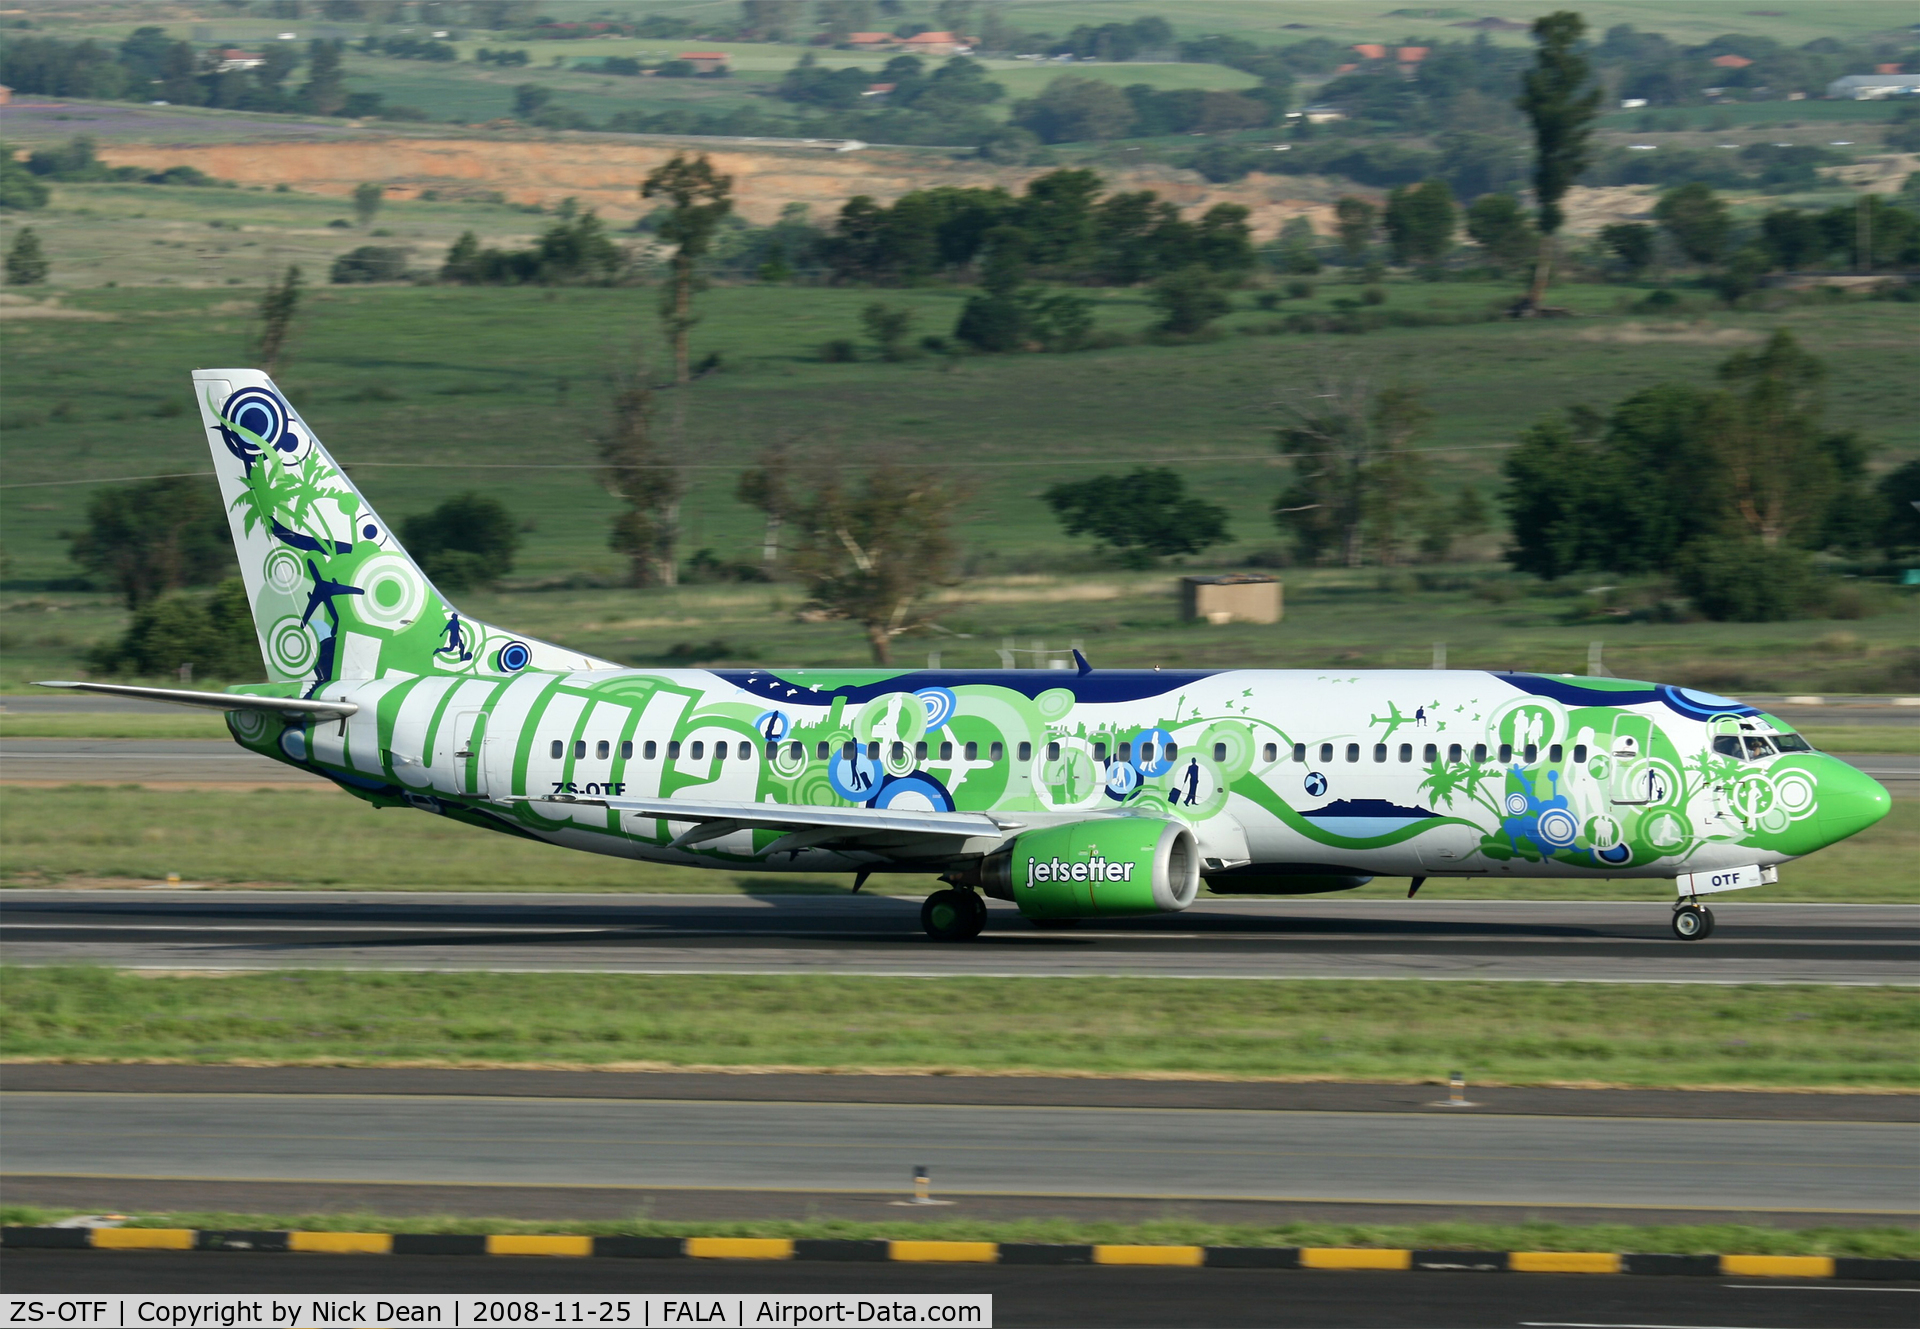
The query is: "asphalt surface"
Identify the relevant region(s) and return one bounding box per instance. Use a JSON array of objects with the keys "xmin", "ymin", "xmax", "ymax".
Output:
[
  {"xmin": 11, "ymin": 1254, "xmax": 1915, "ymax": 1329},
  {"xmin": 3, "ymin": 891, "xmax": 1913, "ymax": 982},
  {"xmin": 2, "ymin": 738, "xmax": 1914, "ymax": 790},
  {"xmin": 5, "ymin": 1090, "xmax": 1915, "ymax": 1218}
]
